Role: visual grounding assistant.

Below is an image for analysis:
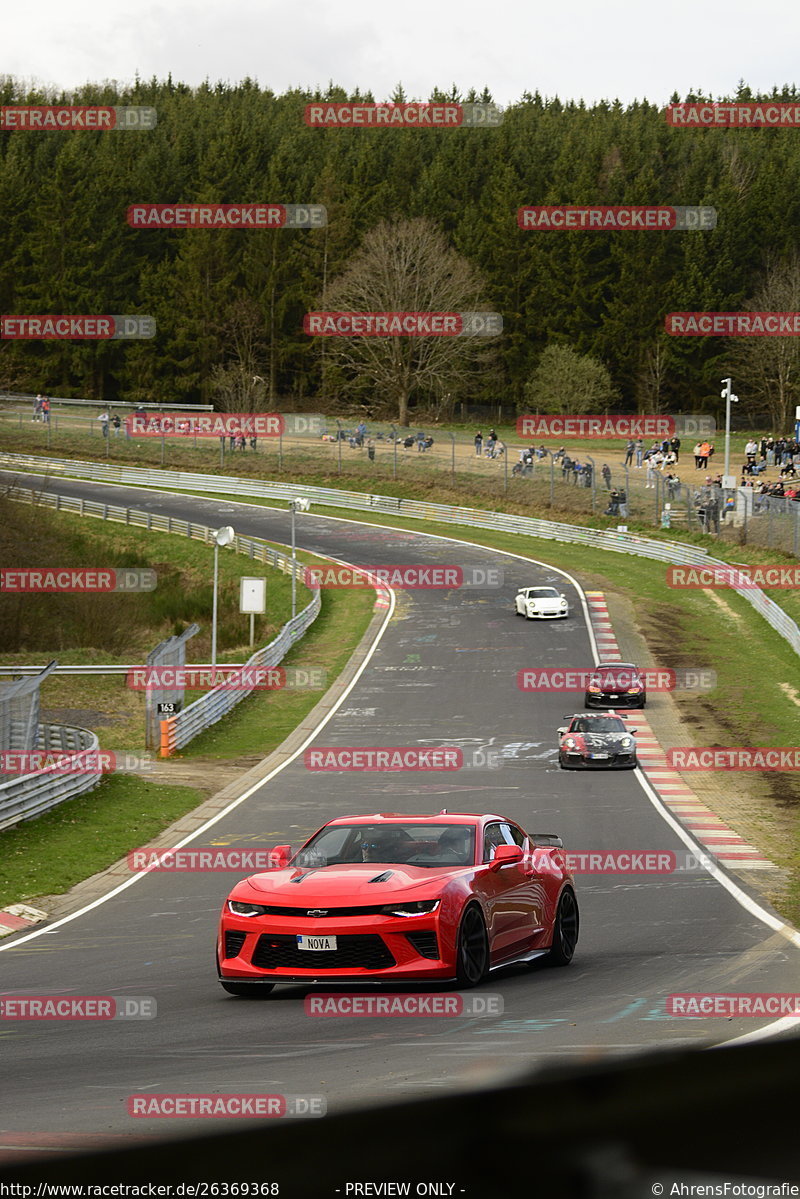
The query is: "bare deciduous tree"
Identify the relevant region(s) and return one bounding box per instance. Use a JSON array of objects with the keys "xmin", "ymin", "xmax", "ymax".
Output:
[
  {"xmin": 210, "ymin": 297, "xmax": 268, "ymax": 413},
  {"xmin": 321, "ymin": 218, "xmax": 494, "ymax": 426},
  {"xmin": 730, "ymin": 254, "xmax": 800, "ymax": 434}
]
